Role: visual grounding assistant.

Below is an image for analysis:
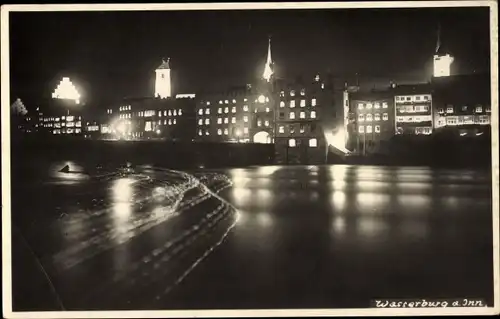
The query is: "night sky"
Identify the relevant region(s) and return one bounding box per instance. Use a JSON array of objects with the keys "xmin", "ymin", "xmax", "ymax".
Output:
[{"xmin": 9, "ymin": 5, "xmax": 491, "ymax": 109}]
